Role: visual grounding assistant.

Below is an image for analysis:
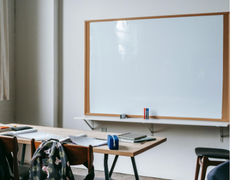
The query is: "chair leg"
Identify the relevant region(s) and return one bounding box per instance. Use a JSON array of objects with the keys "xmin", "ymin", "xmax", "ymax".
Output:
[
  {"xmin": 194, "ymin": 156, "xmax": 201, "ymax": 180},
  {"xmin": 200, "ymin": 156, "xmax": 209, "ymax": 180}
]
